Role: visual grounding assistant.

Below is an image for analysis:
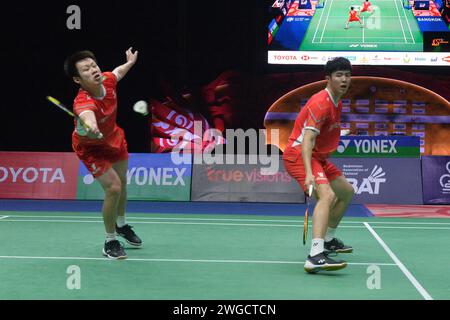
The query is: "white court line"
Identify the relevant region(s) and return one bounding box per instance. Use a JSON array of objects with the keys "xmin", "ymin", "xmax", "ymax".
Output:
[
  {"xmin": 6, "ymin": 215, "xmax": 450, "ymax": 225},
  {"xmin": 0, "ymin": 216, "xmax": 9, "ymax": 220},
  {"xmin": 4, "ymin": 215, "xmax": 450, "ymax": 225},
  {"xmin": 319, "ymin": 0, "xmax": 334, "ymax": 43},
  {"xmin": 362, "ymin": 17, "xmax": 365, "ymax": 43},
  {"xmin": 319, "ymin": 36, "xmax": 415, "ymax": 39},
  {"xmin": 312, "ymin": 41, "xmax": 416, "ymax": 44},
  {"xmin": 312, "ymin": 0, "xmax": 328, "ymax": 43},
  {"xmin": 2, "ymin": 218, "xmax": 450, "ymax": 230},
  {"xmin": 364, "ymin": 222, "xmax": 433, "ymax": 300},
  {"xmin": 400, "ymin": 0, "xmax": 415, "ymax": 43},
  {"xmin": 393, "ymin": 0, "xmax": 408, "ymax": 43},
  {"xmin": 0, "ymin": 255, "xmax": 397, "ymax": 266}
]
